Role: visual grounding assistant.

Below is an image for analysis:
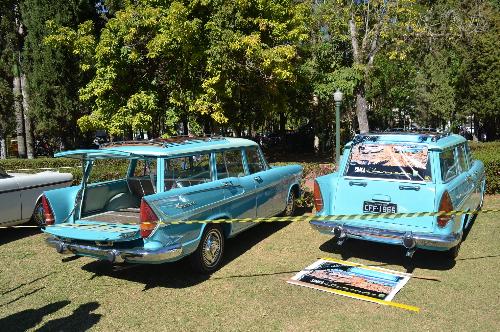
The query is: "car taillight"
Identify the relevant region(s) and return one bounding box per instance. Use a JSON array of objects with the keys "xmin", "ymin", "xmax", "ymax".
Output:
[
  {"xmin": 42, "ymin": 195, "xmax": 55, "ymax": 225},
  {"xmin": 313, "ymin": 180, "xmax": 324, "ymax": 212},
  {"xmin": 140, "ymin": 199, "xmax": 158, "ymax": 238},
  {"xmin": 437, "ymin": 191, "xmax": 454, "ymax": 228}
]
